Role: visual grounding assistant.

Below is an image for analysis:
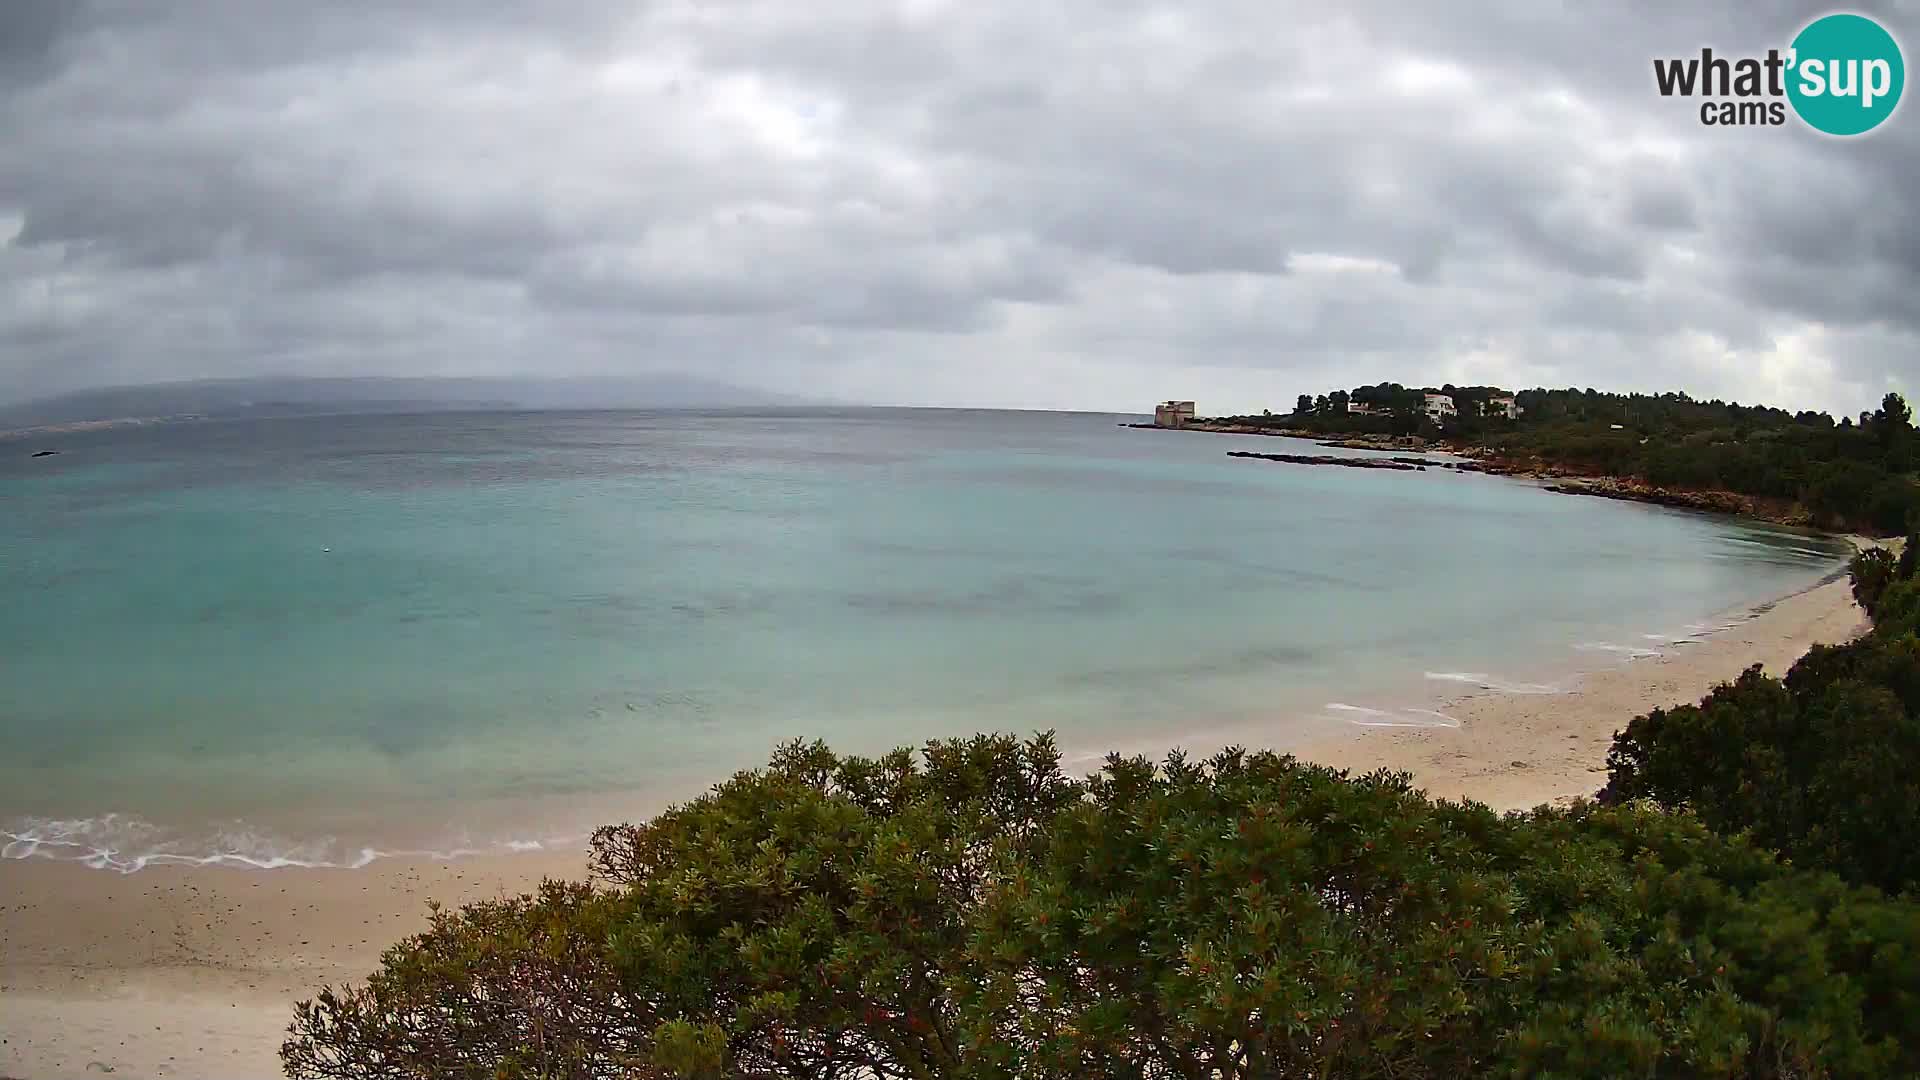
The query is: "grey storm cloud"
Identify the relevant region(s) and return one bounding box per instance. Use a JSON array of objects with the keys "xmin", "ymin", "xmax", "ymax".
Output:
[{"xmin": 1, "ymin": 0, "xmax": 1917, "ymax": 413}]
